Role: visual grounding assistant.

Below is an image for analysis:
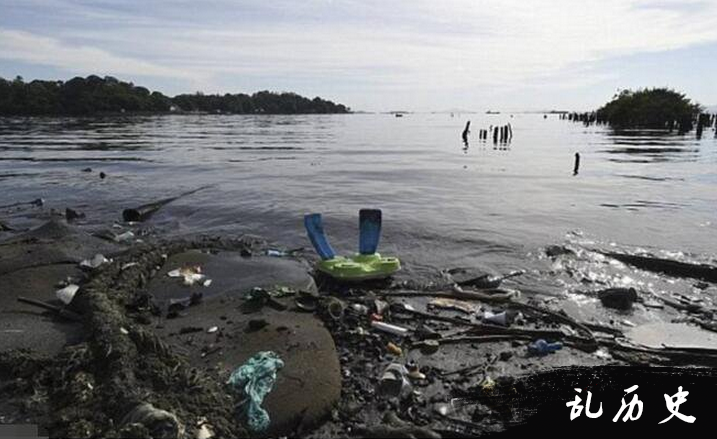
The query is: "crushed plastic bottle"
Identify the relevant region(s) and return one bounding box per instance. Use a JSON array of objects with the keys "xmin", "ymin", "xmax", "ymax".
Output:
[{"xmin": 527, "ymin": 339, "xmax": 563, "ymax": 356}]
